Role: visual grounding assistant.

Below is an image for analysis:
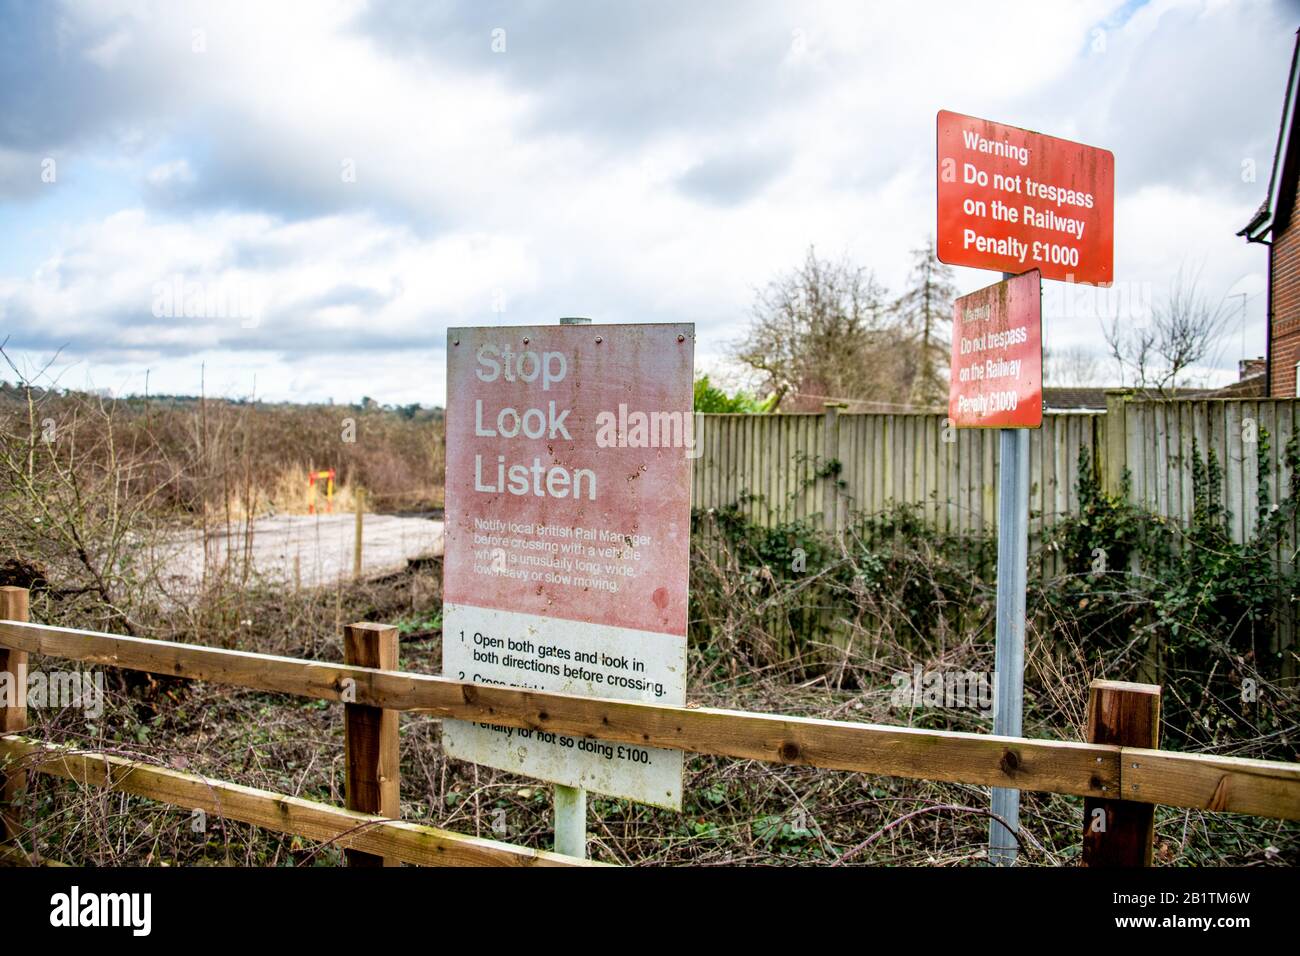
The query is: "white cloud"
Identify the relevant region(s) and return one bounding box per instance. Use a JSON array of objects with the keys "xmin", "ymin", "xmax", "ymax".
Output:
[
  {"xmin": 0, "ymin": 0, "xmax": 1292, "ymax": 400},
  {"xmin": 2, "ymin": 207, "xmax": 542, "ymax": 365},
  {"xmin": 146, "ymin": 159, "xmax": 193, "ymax": 187},
  {"xmin": 84, "ymin": 28, "xmax": 133, "ymax": 68}
]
